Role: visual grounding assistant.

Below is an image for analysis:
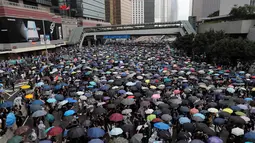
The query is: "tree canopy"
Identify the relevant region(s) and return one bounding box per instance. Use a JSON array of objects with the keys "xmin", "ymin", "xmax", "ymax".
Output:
[{"xmin": 172, "ymin": 30, "xmax": 255, "ymax": 67}]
